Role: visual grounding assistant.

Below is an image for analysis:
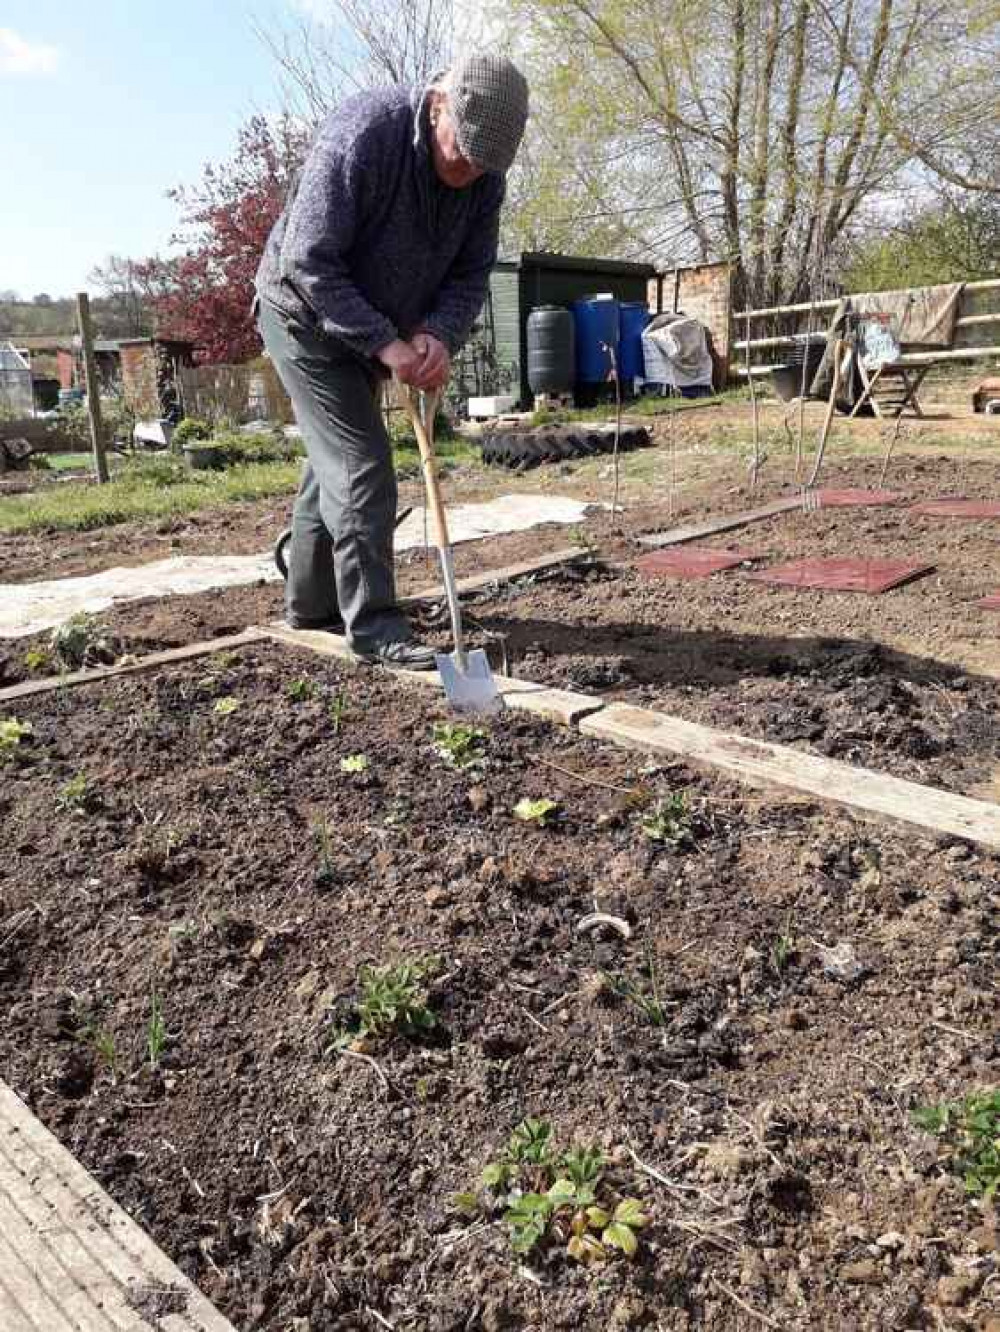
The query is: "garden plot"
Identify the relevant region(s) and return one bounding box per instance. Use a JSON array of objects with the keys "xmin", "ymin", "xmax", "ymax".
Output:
[
  {"xmin": 447, "ymin": 486, "xmax": 1000, "ymax": 800},
  {"xmin": 1, "ymin": 644, "xmax": 998, "ymax": 1331}
]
